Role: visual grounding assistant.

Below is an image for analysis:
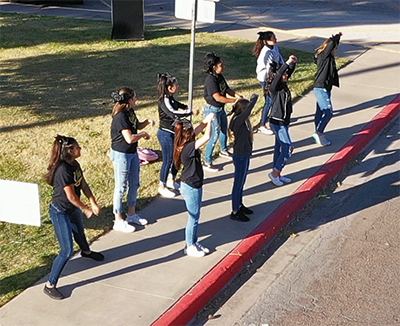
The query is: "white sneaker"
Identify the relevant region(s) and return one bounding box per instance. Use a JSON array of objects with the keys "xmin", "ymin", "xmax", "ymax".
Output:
[
  {"xmin": 280, "ymin": 176, "xmax": 292, "ymax": 184},
  {"xmin": 268, "ymin": 172, "xmax": 284, "ymax": 186},
  {"xmin": 185, "ymin": 244, "xmax": 205, "ymax": 257},
  {"xmin": 126, "ymin": 213, "xmax": 148, "ymax": 226},
  {"xmin": 166, "ymin": 179, "xmax": 180, "ymax": 190},
  {"xmin": 158, "ymin": 186, "xmax": 176, "ymax": 198},
  {"xmin": 258, "ymin": 126, "xmax": 274, "ymax": 135},
  {"xmin": 195, "ymin": 242, "xmax": 210, "ymax": 254},
  {"xmin": 113, "ymin": 219, "xmax": 136, "ymax": 233},
  {"xmin": 203, "ymin": 163, "xmax": 219, "ymax": 172},
  {"xmin": 219, "ymin": 151, "xmax": 233, "ymax": 160},
  {"xmin": 313, "ymin": 132, "xmax": 331, "ymax": 146}
]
